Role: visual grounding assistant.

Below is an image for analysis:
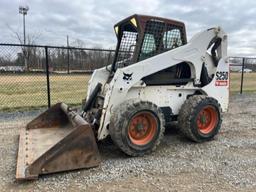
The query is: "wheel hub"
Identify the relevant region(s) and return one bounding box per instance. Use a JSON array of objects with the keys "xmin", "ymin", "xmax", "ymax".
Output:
[
  {"xmin": 135, "ymin": 123, "xmax": 144, "ymax": 132},
  {"xmin": 128, "ymin": 112, "xmax": 157, "ymax": 145},
  {"xmin": 197, "ymin": 105, "xmax": 218, "ymax": 134}
]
